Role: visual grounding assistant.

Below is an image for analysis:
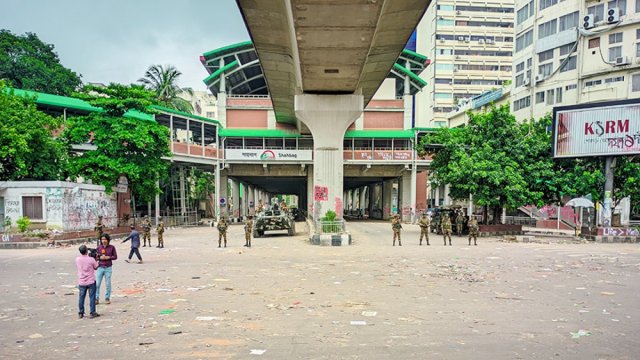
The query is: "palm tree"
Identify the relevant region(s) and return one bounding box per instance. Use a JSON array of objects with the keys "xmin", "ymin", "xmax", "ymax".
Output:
[{"xmin": 138, "ymin": 64, "xmax": 193, "ymax": 113}]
